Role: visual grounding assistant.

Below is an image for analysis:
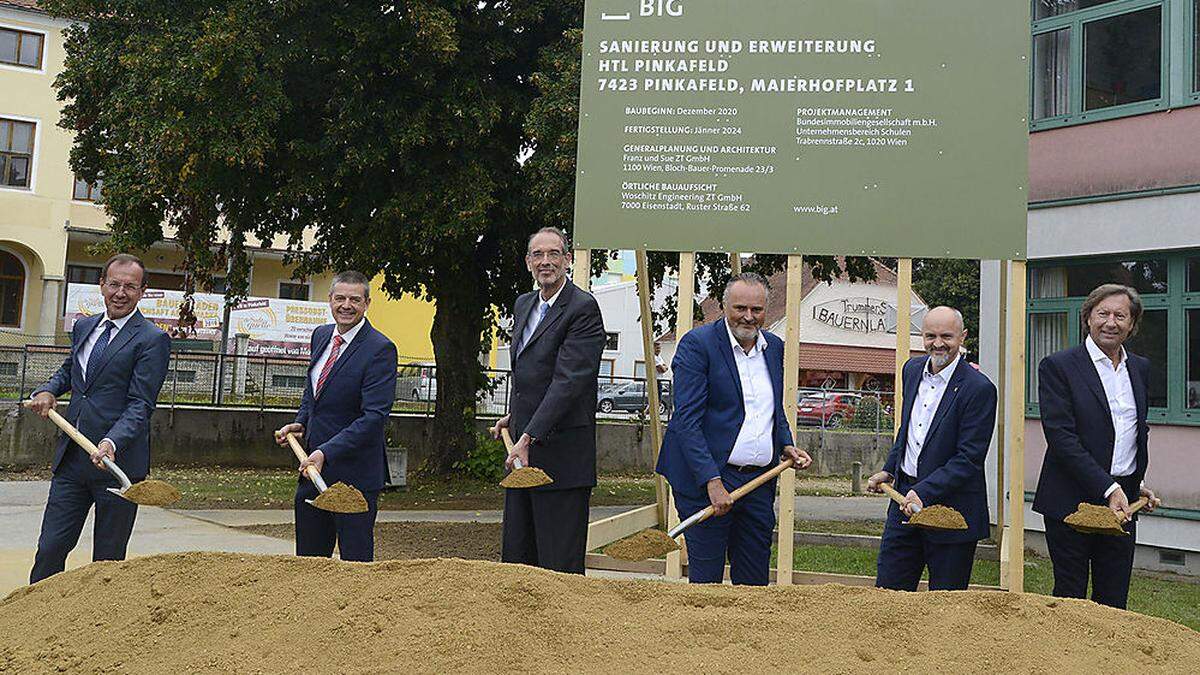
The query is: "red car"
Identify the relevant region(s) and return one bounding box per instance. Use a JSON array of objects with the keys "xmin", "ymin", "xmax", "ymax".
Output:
[{"xmin": 796, "ymin": 392, "xmax": 861, "ymax": 428}]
